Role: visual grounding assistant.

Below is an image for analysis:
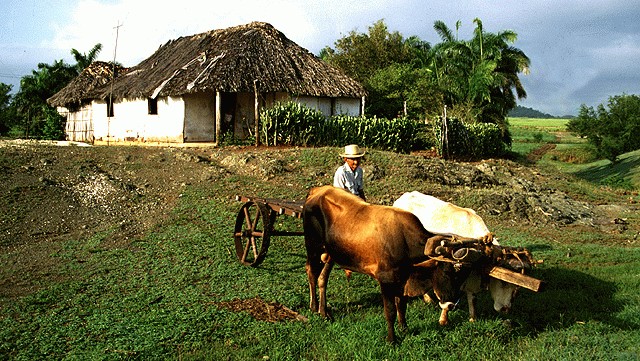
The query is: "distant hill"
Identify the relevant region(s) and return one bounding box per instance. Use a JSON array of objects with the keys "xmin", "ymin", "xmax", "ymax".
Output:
[{"xmin": 508, "ymin": 105, "xmax": 573, "ymax": 119}]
